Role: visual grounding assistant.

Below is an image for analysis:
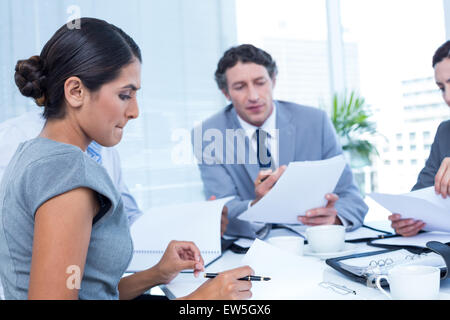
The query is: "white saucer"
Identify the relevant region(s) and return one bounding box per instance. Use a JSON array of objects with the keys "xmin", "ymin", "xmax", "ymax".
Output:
[{"xmin": 303, "ymin": 243, "xmax": 358, "ymax": 260}]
